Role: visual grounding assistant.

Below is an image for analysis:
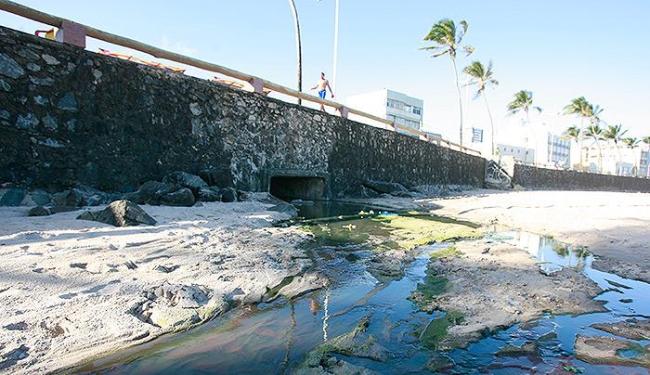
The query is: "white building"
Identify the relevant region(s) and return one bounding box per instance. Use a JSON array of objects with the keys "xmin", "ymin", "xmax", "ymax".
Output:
[
  {"xmin": 346, "ymin": 89, "xmax": 423, "ymax": 131},
  {"xmin": 539, "ymin": 133, "xmax": 571, "ymax": 169},
  {"xmin": 496, "ymin": 143, "xmax": 535, "ymax": 165},
  {"xmin": 581, "ymin": 142, "xmax": 645, "ymax": 176}
]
